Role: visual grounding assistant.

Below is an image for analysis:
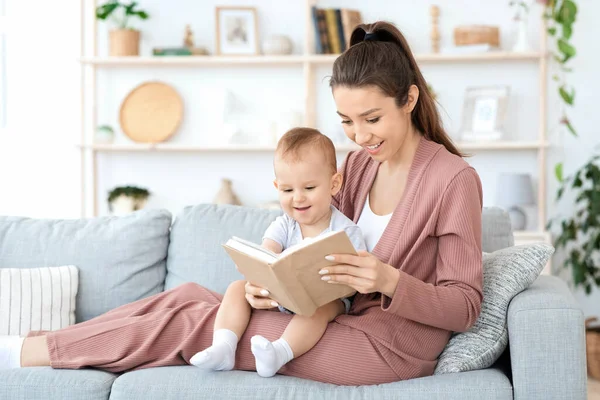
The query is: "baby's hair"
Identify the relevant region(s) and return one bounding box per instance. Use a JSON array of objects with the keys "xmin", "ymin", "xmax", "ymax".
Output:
[{"xmin": 275, "ymin": 127, "xmax": 337, "ymax": 174}]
